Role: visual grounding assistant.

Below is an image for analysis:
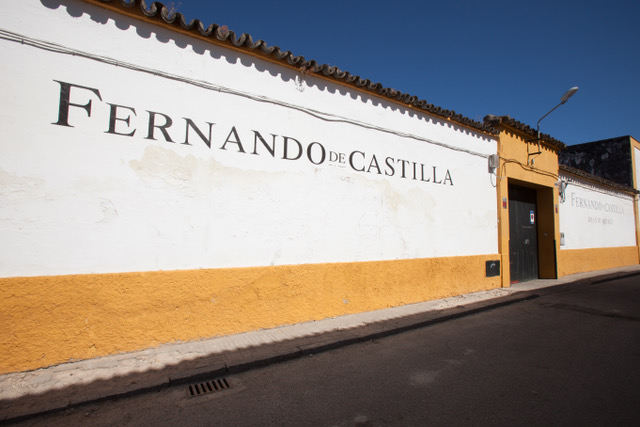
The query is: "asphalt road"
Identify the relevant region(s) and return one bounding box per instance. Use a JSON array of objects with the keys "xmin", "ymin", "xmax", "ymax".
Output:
[{"xmin": 14, "ymin": 275, "xmax": 640, "ymax": 426}]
